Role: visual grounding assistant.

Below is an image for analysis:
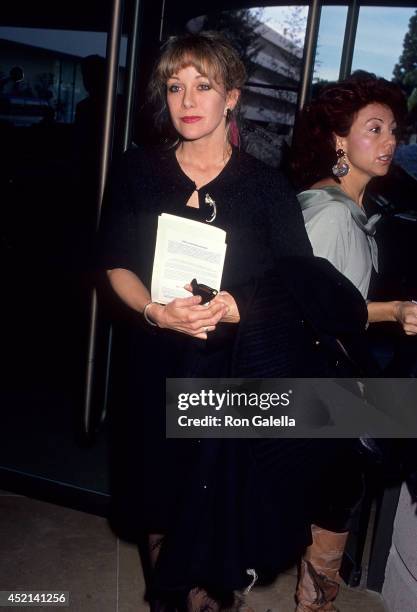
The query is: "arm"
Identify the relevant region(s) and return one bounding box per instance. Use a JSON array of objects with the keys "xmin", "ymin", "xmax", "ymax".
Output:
[
  {"xmin": 367, "ymin": 300, "xmax": 417, "ymax": 335},
  {"xmin": 306, "ymin": 208, "xmax": 417, "ymax": 333},
  {"xmin": 107, "ymin": 268, "xmax": 151, "ymax": 313},
  {"xmin": 299, "ymin": 193, "xmax": 417, "ymax": 334}
]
